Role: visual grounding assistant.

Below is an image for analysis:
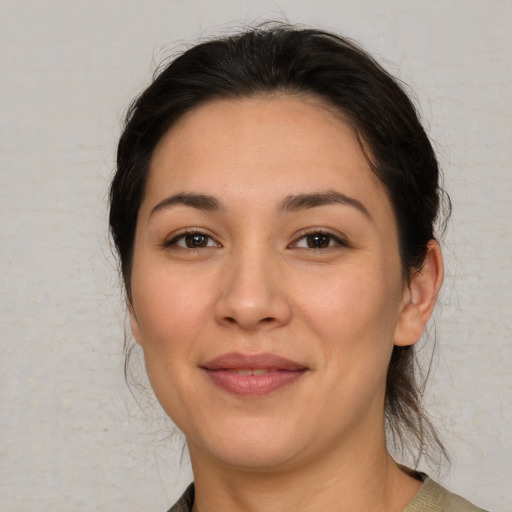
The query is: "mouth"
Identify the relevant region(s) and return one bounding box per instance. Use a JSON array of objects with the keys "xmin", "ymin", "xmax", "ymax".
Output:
[
  {"xmin": 200, "ymin": 352, "xmax": 308, "ymax": 396},
  {"xmin": 226, "ymin": 369, "xmax": 274, "ymax": 375}
]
